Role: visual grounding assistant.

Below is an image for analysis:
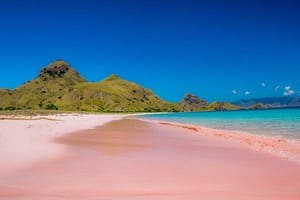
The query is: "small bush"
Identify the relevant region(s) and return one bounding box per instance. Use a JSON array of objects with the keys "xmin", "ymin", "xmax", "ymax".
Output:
[
  {"xmin": 5, "ymin": 106, "xmax": 16, "ymax": 111},
  {"xmin": 153, "ymin": 108, "xmax": 162, "ymax": 112},
  {"xmin": 45, "ymin": 104, "xmax": 58, "ymax": 110}
]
